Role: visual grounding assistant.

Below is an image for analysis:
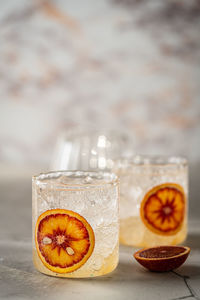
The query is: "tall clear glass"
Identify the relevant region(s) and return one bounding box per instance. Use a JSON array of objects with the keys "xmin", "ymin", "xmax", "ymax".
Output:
[
  {"xmin": 114, "ymin": 156, "xmax": 188, "ymax": 247},
  {"xmin": 50, "ymin": 129, "xmax": 132, "ymax": 171},
  {"xmin": 32, "ymin": 171, "xmax": 119, "ymax": 278}
]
